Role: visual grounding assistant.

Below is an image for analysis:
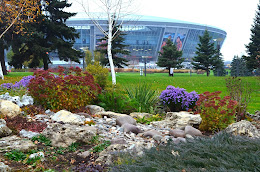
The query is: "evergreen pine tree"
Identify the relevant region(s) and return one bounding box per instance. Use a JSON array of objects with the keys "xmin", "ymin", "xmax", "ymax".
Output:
[
  {"xmin": 230, "ymin": 56, "xmax": 251, "ymax": 77},
  {"xmin": 244, "ymin": 3, "xmax": 260, "ymax": 74},
  {"xmin": 213, "ymin": 49, "xmax": 226, "ymax": 76},
  {"xmin": 192, "ymin": 30, "xmax": 216, "ymax": 76},
  {"xmin": 97, "ymin": 22, "xmax": 129, "ymax": 68},
  {"xmin": 9, "ymin": 0, "xmax": 82, "ymax": 70},
  {"xmin": 157, "ymin": 39, "xmax": 183, "ymax": 76}
]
